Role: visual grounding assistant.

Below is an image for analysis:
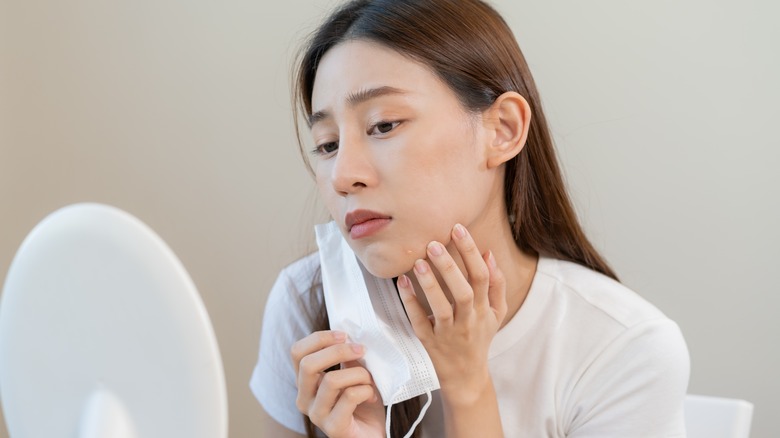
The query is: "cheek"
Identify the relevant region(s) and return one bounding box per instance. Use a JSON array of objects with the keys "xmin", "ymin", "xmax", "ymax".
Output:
[
  {"xmin": 423, "ymin": 117, "xmax": 477, "ymax": 169},
  {"xmin": 314, "ymin": 165, "xmax": 327, "ymax": 197},
  {"xmin": 401, "ymin": 134, "xmax": 491, "ymax": 231},
  {"xmin": 314, "ymin": 164, "xmax": 340, "ymax": 215},
  {"xmin": 406, "ymin": 127, "xmax": 482, "ymax": 198}
]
